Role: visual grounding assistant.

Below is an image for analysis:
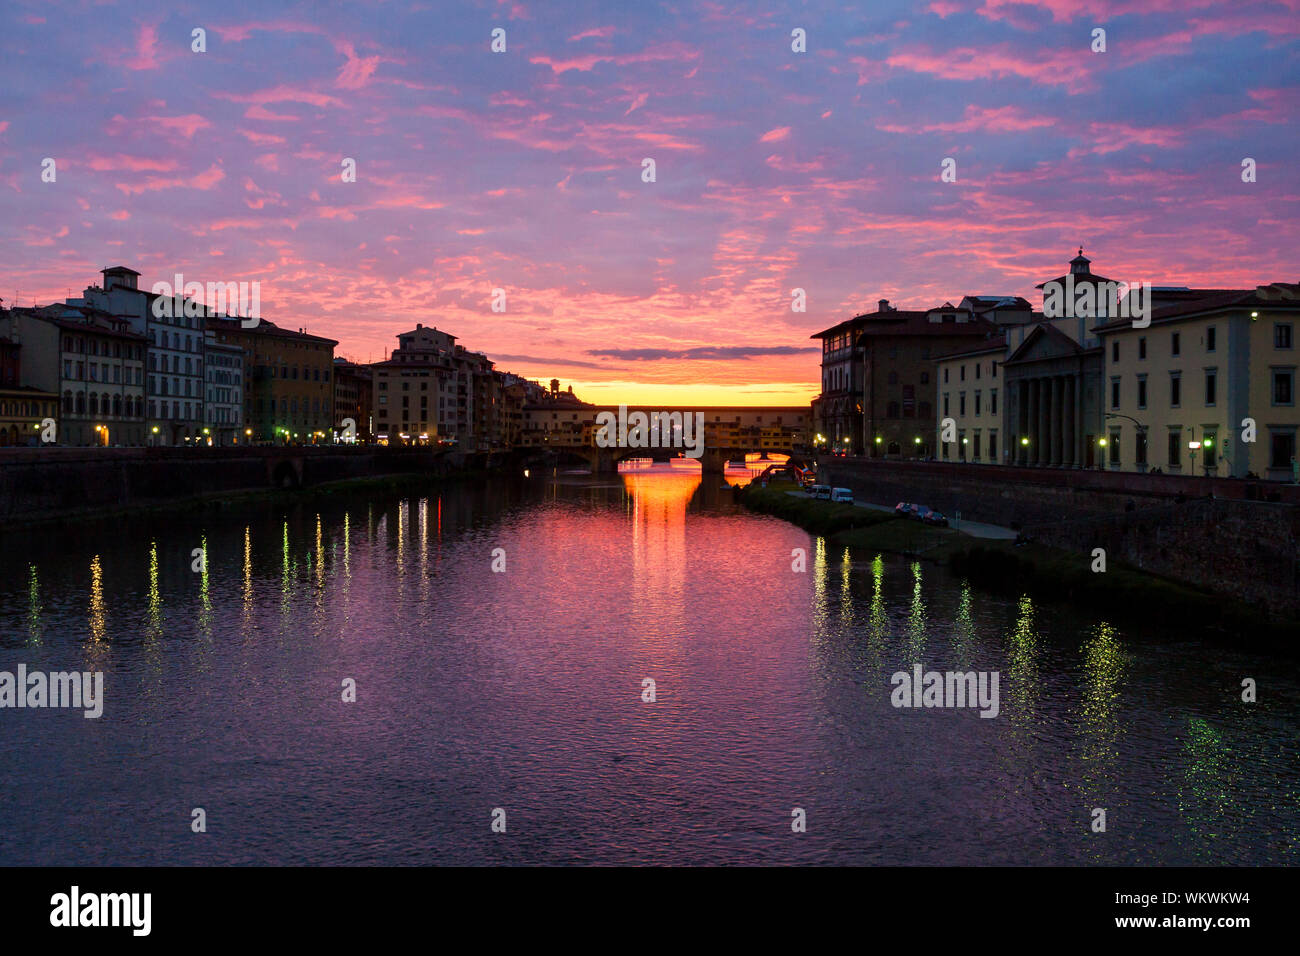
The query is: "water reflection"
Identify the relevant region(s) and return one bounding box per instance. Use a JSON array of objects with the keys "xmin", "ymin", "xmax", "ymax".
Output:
[{"xmin": 0, "ymin": 468, "xmax": 1295, "ymax": 866}]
